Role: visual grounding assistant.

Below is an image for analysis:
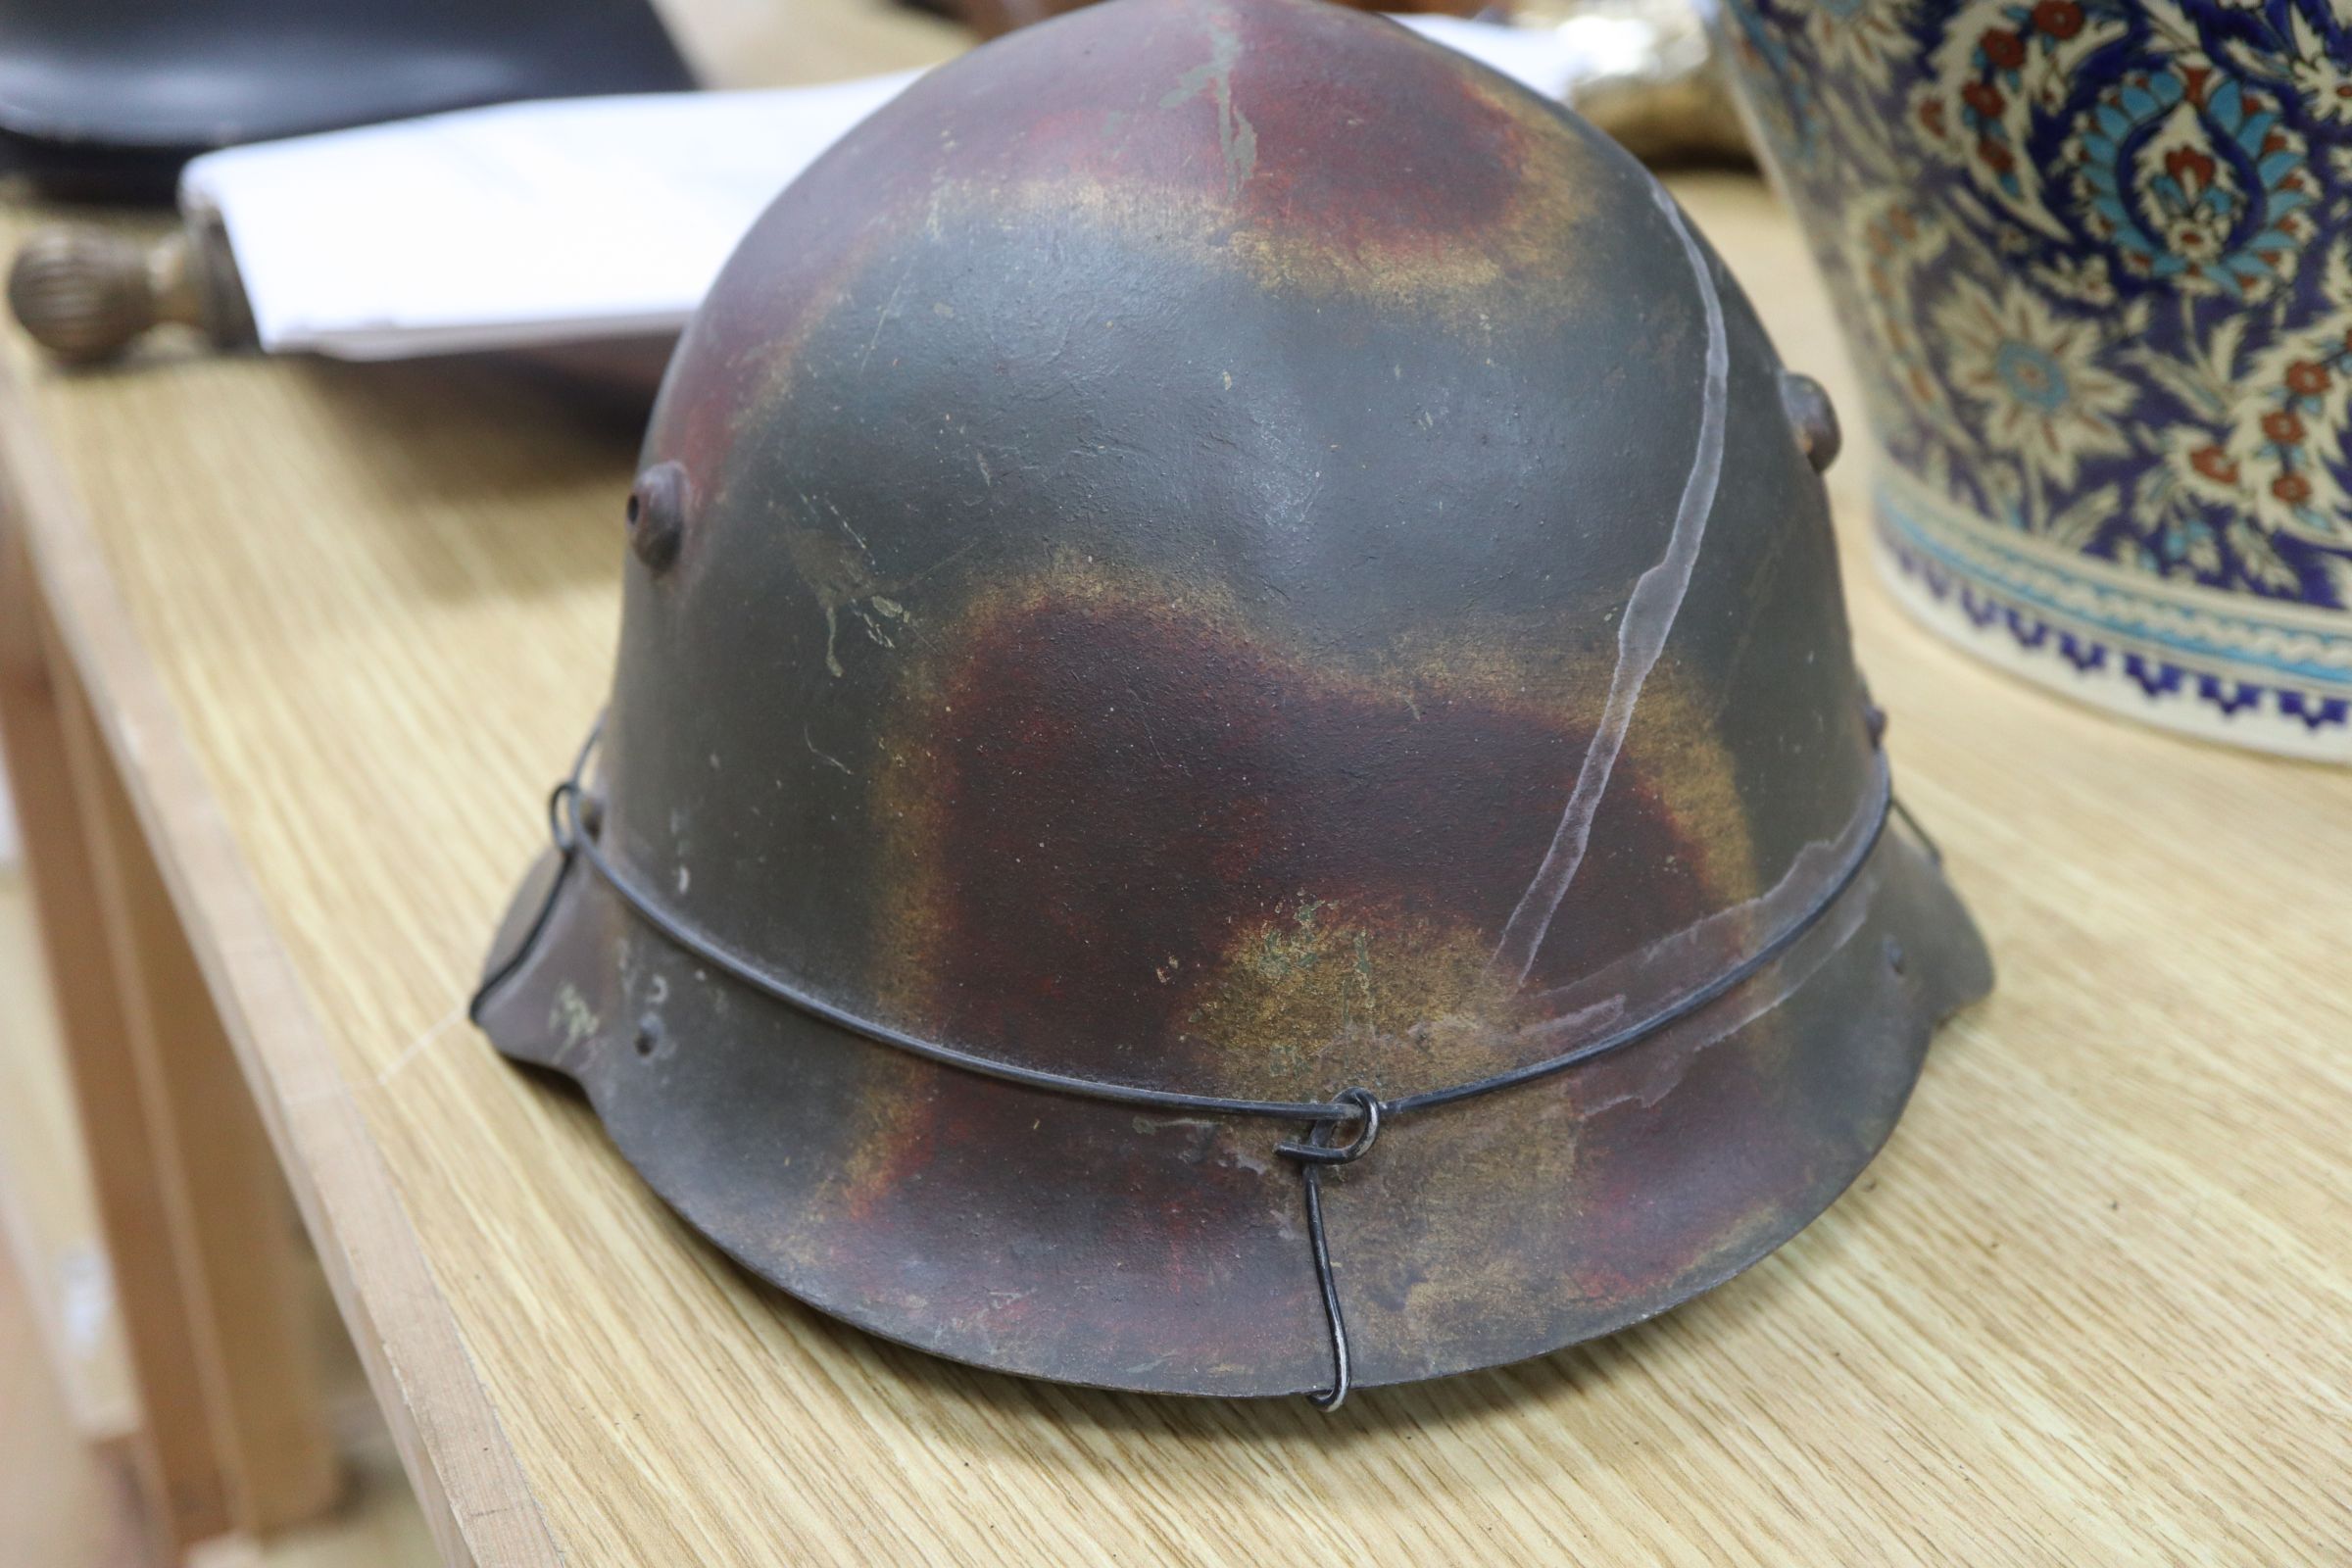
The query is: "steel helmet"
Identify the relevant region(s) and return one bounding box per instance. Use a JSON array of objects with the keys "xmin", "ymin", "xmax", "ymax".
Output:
[{"xmin": 475, "ymin": 0, "xmax": 1991, "ymax": 1403}]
